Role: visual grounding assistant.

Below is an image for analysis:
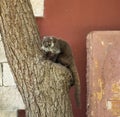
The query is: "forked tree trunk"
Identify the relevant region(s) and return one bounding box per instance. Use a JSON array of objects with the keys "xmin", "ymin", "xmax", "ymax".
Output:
[{"xmin": 0, "ymin": 0, "xmax": 73, "ymax": 117}]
